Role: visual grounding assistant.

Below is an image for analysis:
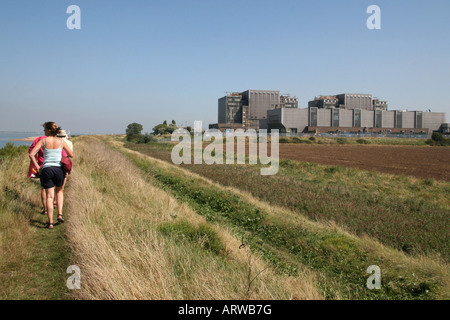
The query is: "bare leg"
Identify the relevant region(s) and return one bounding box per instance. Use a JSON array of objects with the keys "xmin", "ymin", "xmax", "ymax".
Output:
[
  {"xmin": 45, "ymin": 187, "xmax": 55, "ymax": 228},
  {"xmin": 41, "ymin": 188, "xmax": 47, "ymax": 214},
  {"xmin": 55, "ymin": 186, "xmax": 64, "ymax": 220}
]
